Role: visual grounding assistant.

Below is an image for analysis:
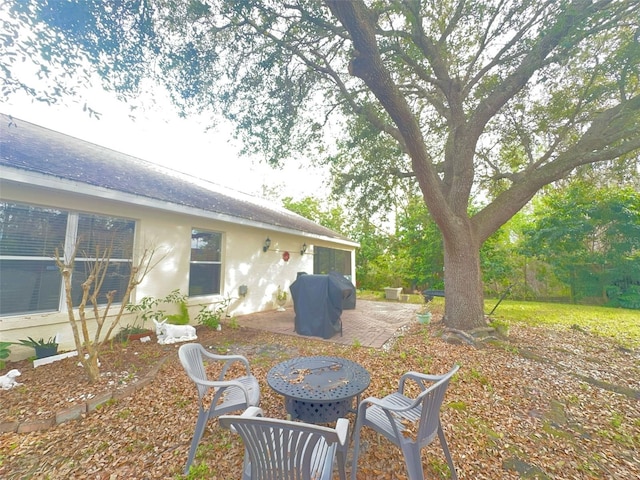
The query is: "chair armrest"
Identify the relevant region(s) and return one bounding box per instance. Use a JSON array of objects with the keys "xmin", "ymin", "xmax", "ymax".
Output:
[
  {"xmin": 399, "ymin": 371, "xmax": 444, "ymax": 393},
  {"xmin": 199, "ymin": 350, "xmax": 252, "ymax": 379},
  {"xmin": 334, "ymin": 418, "xmax": 350, "ymax": 446},
  {"xmin": 197, "ymin": 378, "xmax": 254, "ymax": 403},
  {"xmin": 219, "ymin": 357, "xmax": 252, "ymax": 380},
  {"xmin": 358, "ymin": 395, "xmax": 418, "ymax": 413},
  {"xmin": 399, "ymin": 366, "xmax": 460, "ymax": 394},
  {"xmin": 241, "ymin": 406, "xmax": 264, "ymax": 418},
  {"xmin": 200, "ymin": 349, "xmax": 248, "ymax": 363}
]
